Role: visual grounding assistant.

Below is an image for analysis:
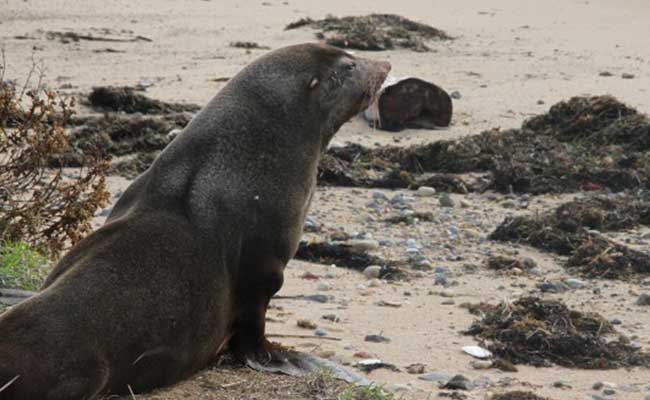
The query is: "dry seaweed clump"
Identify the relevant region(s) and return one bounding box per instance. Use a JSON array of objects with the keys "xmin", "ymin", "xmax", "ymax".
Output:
[
  {"xmin": 87, "ymin": 86, "xmax": 200, "ymax": 114},
  {"xmin": 464, "ymin": 297, "xmax": 650, "ymax": 369},
  {"xmin": 490, "ymin": 193, "xmax": 650, "ymax": 279},
  {"xmin": 286, "ymin": 14, "xmax": 452, "ymax": 52},
  {"xmin": 490, "ymin": 392, "xmax": 548, "ymax": 400},
  {"xmin": 295, "ymin": 241, "xmax": 405, "ymax": 280},
  {"xmin": 491, "ymin": 193, "xmax": 650, "ymax": 255},
  {"xmin": 486, "ymin": 255, "xmax": 536, "ymax": 272},
  {"xmin": 568, "ymin": 235, "xmax": 650, "ymax": 279},
  {"xmin": 320, "ymin": 95, "xmax": 650, "ymax": 195},
  {"xmin": 53, "ymin": 113, "xmax": 190, "ymax": 168},
  {"xmin": 319, "ymin": 144, "xmax": 470, "ymax": 193}
]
